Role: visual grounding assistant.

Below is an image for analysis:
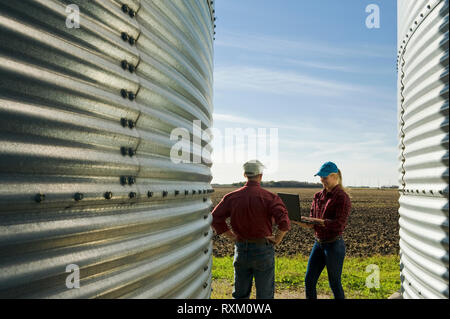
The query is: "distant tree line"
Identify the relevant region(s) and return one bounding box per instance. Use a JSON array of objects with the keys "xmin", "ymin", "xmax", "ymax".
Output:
[{"xmin": 230, "ymin": 180, "xmax": 323, "ymax": 188}]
